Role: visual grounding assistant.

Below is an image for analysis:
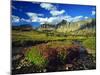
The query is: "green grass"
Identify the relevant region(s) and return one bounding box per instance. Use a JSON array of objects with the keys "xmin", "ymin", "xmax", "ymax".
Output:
[
  {"xmin": 12, "ymin": 30, "xmax": 96, "ymax": 57},
  {"xmin": 25, "ymin": 41, "xmax": 77, "ymax": 69},
  {"xmin": 26, "ymin": 47, "xmax": 47, "ymax": 68},
  {"xmin": 83, "ymin": 37, "xmax": 96, "ymax": 56},
  {"xmin": 12, "ymin": 30, "xmax": 67, "ymax": 42},
  {"xmin": 46, "ymin": 41, "xmax": 72, "ymax": 48},
  {"xmin": 12, "ymin": 30, "xmax": 88, "ymax": 42}
]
